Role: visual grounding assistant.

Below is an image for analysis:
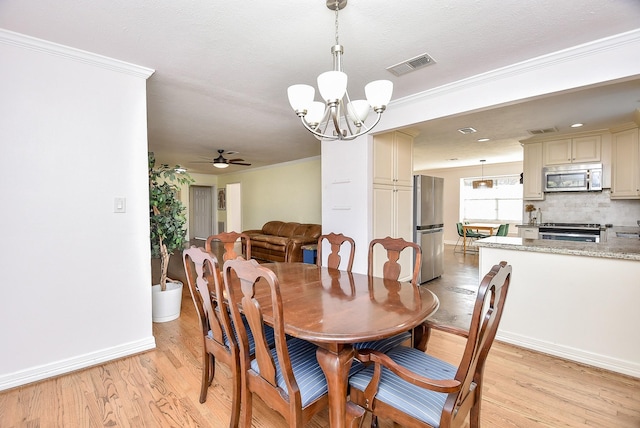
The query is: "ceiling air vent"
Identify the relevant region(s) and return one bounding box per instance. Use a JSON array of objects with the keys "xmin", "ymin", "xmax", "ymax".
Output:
[
  {"xmin": 457, "ymin": 127, "xmax": 477, "ymax": 134},
  {"xmin": 527, "ymin": 126, "xmax": 558, "ymax": 135},
  {"xmin": 386, "ymin": 53, "xmax": 436, "ymax": 77}
]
